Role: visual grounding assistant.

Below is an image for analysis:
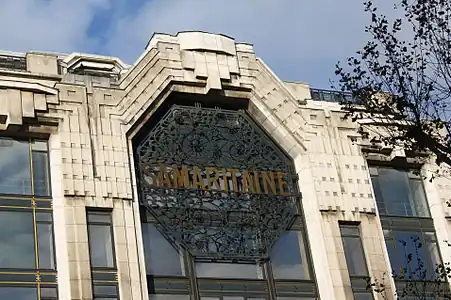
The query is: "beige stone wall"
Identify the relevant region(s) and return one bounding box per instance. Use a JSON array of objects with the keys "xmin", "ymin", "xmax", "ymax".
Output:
[{"xmin": 0, "ymin": 31, "xmax": 448, "ymax": 300}]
